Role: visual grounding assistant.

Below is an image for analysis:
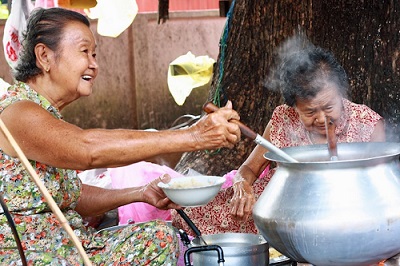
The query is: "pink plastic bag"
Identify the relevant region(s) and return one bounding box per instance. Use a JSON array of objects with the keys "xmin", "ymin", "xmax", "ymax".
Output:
[
  {"xmin": 109, "ymin": 161, "xmax": 266, "ymax": 225},
  {"xmin": 109, "ymin": 162, "xmax": 183, "ymax": 225}
]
